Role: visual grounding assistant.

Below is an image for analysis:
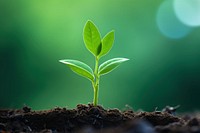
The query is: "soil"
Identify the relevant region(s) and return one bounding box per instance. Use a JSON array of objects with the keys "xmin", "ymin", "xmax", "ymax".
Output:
[{"xmin": 0, "ymin": 104, "xmax": 200, "ymax": 133}]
